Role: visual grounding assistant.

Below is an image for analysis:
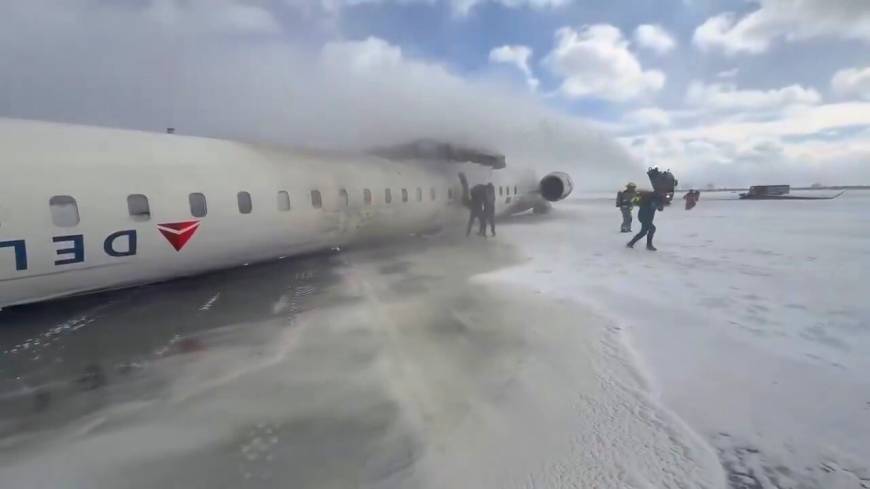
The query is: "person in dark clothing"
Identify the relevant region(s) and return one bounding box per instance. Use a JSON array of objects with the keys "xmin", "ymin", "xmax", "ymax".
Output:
[
  {"xmin": 483, "ymin": 183, "xmax": 496, "ymax": 237},
  {"xmin": 683, "ymin": 189, "xmax": 699, "ymax": 210},
  {"xmin": 466, "ymin": 184, "xmax": 487, "ymax": 237},
  {"xmin": 616, "ymin": 182, "xmax": 637, "ymax": 232},
  {"xmin": 626, "ymin": 190, "xmax": 665, "ymax": 251}
]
